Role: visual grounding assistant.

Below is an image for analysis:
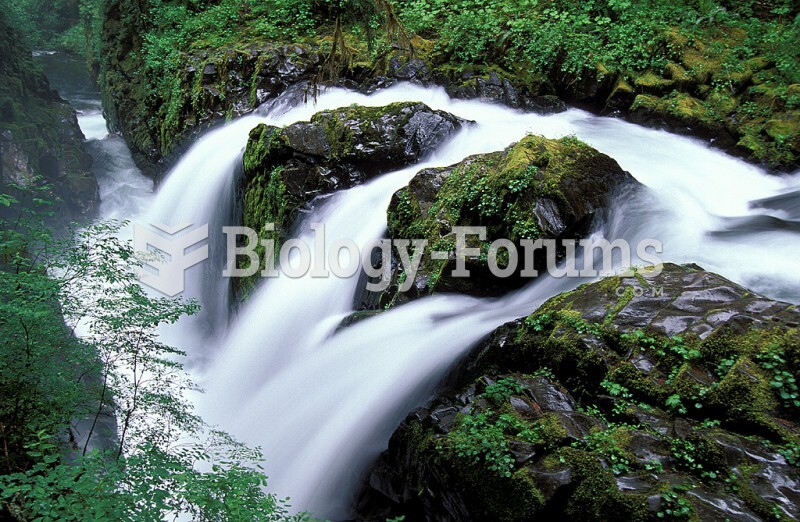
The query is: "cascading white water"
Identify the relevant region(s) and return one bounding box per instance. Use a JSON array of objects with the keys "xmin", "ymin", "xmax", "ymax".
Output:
[
  {"xmin": 52, "ymin": 61, "xmax": 799, "ymax": 520},
  {"xmin": 142, "ymin": 115, "xmax": 268, "ymax": 351},
  {"xmin": 187, "ymin": 84, "xmax": 800, "ymax": 518}
]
